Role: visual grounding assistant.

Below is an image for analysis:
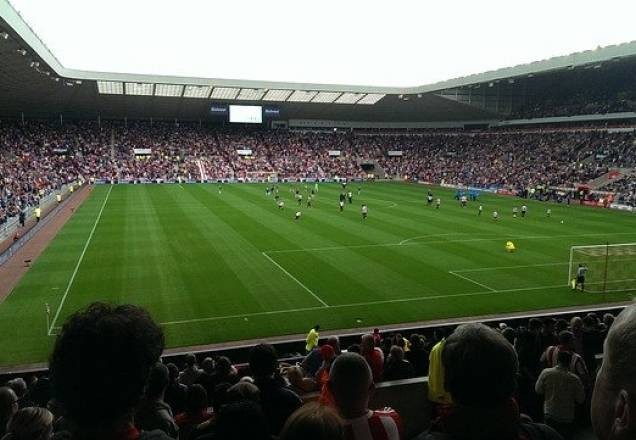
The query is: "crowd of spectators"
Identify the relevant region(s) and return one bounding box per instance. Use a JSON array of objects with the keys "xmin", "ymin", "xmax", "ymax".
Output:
[
  {"xmin": 2, "ymin": 121, "xmax": 636, "ymax": 226},
  {"xmin": 599, "ymin": 175, "xmax": 636, "ymax": 206},
  {"xmin": 1, "ymin": 301, "xmax": 632, "ymax": 440}
]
